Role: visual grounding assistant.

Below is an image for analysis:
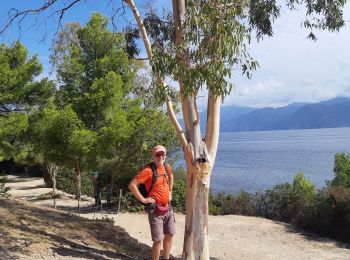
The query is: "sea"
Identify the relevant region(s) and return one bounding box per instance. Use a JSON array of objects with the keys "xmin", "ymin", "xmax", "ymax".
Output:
[{"xmin": 175, "ymin": 127, "xmax": 350, "ymax": 194}]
